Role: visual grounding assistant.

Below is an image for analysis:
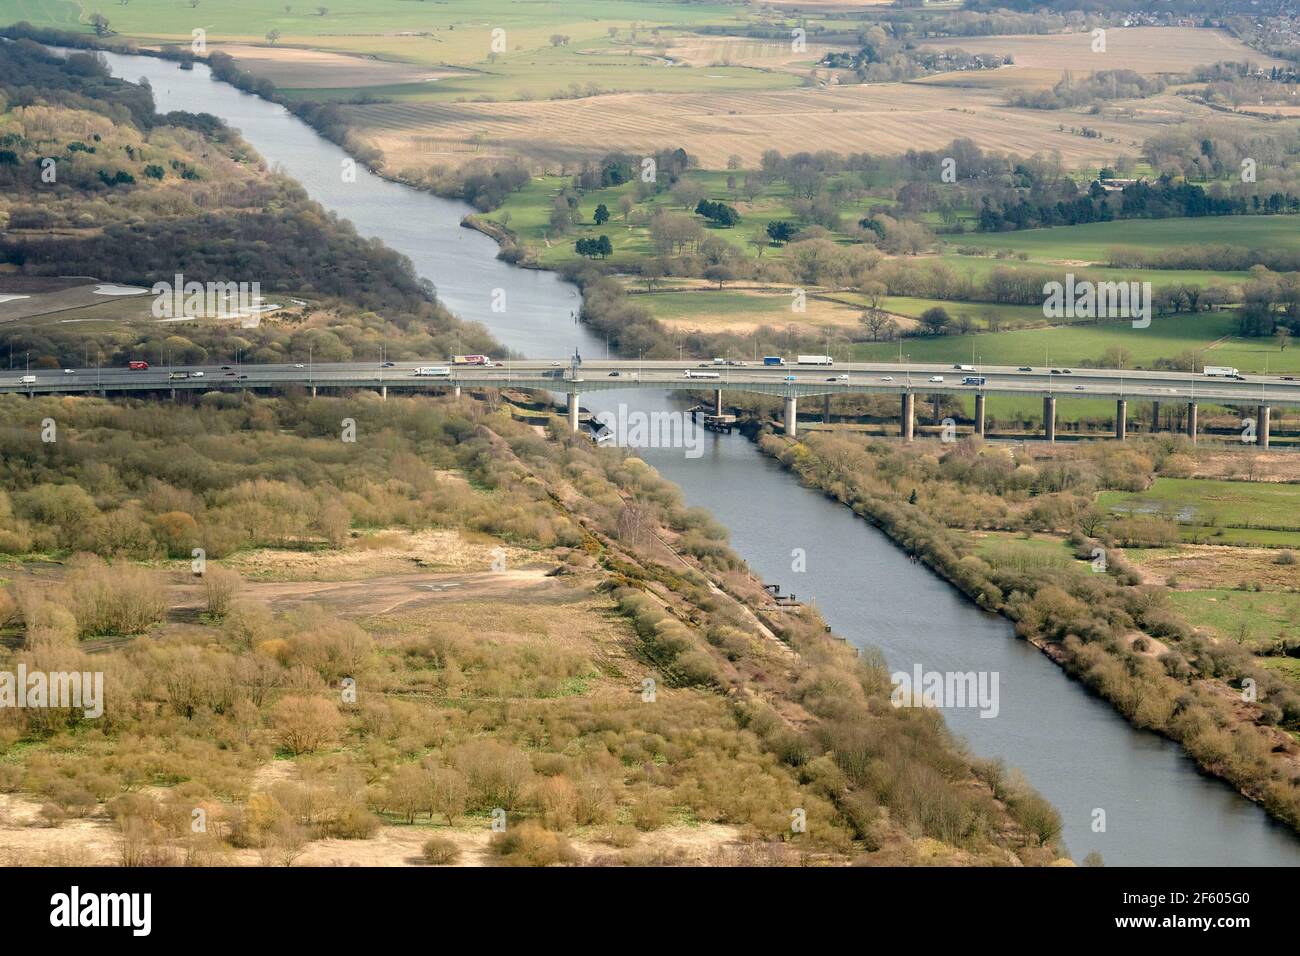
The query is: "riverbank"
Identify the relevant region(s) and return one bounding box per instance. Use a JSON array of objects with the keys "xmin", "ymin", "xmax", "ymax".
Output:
[
  {"xmin": 57, "ymin": 38, "xmax": 1300, "ymax": 864},
  {"xmin": 751, "ymin": 427, "xmax": 1300, "ymax": 835}
]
